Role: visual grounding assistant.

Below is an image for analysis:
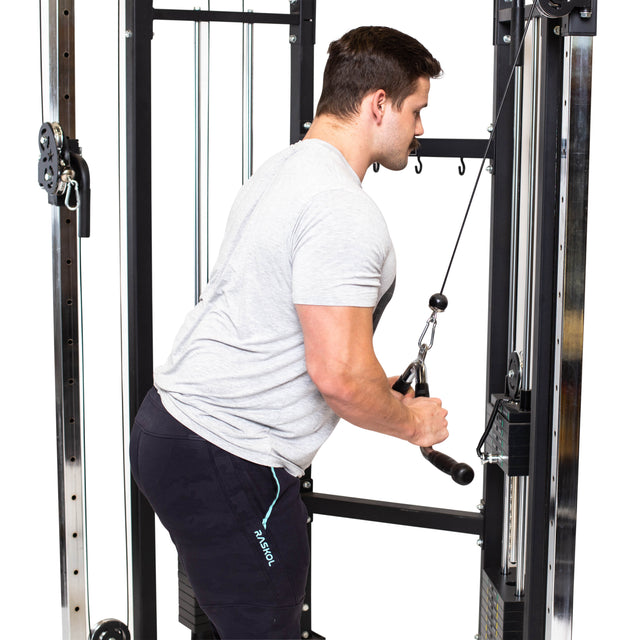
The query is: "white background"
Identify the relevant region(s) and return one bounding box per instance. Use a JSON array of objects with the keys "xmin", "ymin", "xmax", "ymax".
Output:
[{"xmin": 2, "ymin": 1, "xmax": 638, "ymax": 638}]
